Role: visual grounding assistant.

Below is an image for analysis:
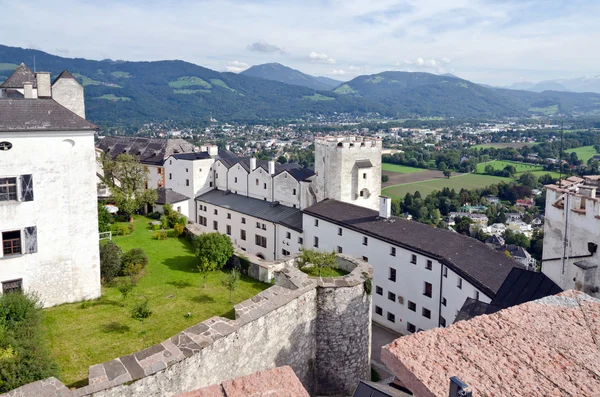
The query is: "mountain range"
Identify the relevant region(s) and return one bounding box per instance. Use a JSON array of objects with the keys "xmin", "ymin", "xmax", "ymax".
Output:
[
  {"xmin": 240, "ymin": 63, "xmax": 341, "ymax": 91},
  {"xmin": 1, "ymin": 44, "xmax": 600, "ymax": 127},
  {"xmin": 506, "ymin": 76, "xmax": 600, "ymax": 94}
]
